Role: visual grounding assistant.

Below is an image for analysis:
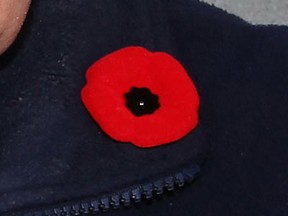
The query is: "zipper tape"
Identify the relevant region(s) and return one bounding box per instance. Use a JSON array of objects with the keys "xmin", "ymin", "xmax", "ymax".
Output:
[{"xmin": 16, "ymin": 164, "xmax": 200, "ymax": 216}]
